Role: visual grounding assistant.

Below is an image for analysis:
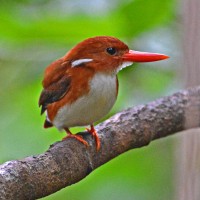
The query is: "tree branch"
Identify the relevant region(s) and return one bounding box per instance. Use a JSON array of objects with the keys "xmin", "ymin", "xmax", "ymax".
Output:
[{"xmin": 1, "ymin": 86, "xmax": 200, "ymax": 200}]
